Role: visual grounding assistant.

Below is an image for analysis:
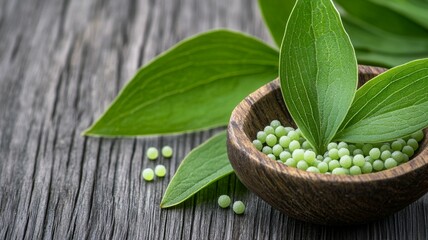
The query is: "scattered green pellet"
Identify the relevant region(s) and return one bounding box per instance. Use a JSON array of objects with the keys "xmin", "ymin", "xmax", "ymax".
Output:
[
  {"xmin": 397, "ymin": 138, "xmax": 407, "ymax": 146},
  {"xmin": 332, "ymin": 168, "xmax": 346, "ymax": 175},
  {"xmin": 365, "ymin": 156, "xmax": 374, "ymax": 164},
  {"xmin": 338, "ymin": 142, "xmax": 348, "ymax": 149},
  {"xmin": 161, "ymin": 146, "xmax": 173, "ymax": 158},
  {"xmin": 380, "ymin": 144, "xmax": 391, "ymax": 152},
  {"xmin": 304, "ymin": 150, "xmax": 316, "ymax": 164},
  {"xmin": 352, "ymin": 154, "xmax": 365, "ymax": 167},
  {"xmin": 328, "ymin": 148, "xmax": 339, "ymax": 160},
  {"xmin": 328, "ymin": 160, "xmax": 340, "ymax": 171},
  {"xmin": 252, "ymin": 140, "xmax": 263, "ymax": 151},
  {"xmin": 218, "ymin": 195, "xmax": 231, "ymax": 208},
  {"xmin": 353, "ymin": 149, "xmax": 364, "ymax": 156},
  {"xmin": 142, "ymin": 168, "xmax": 155, "ymax": 181},
  {"xmin": 361, "ymin": 162, "xmax": 373, "ymax": 174},
  {"xmin": 155, "ymin": 165, "xmax": 167, "ymax": 177},
  {"xmin": 288, "ymin": 131, "xmax": 300, "ymax": 141},
  {"xmin": 233, "ymin": 201, "xmax": 246, "ymax": 215},
  {"xmin": 380, "ymin": 150, "xmax": 391, "ymax": 161},
  {"xmin": 323, "ymin": 157, "xmax": 332, "ymax": 163},
  {"xmin": 327, "ymin": 142, "xmax": 338, "ymax": 150},
  {"xmin": 317, "ymin": 162, "xmax": 329, "ymax": 173},
  {"xmin": 338, "ymin": 148, "xmax": 350, "ymax": 158},
  {"xmin": 391, "ymin": 151, "xmax": 404, "ymax": 163},
  {"xmin": 302, "ymin": 141, "xmax": 311, "ymax": 150},
  {"xmin": 147, "ymin": 147, "xmax": 159, "ymax": 160},
  {"xmin": 391, "ymin": 141, "xmax": 402, "ymax": 151}
]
